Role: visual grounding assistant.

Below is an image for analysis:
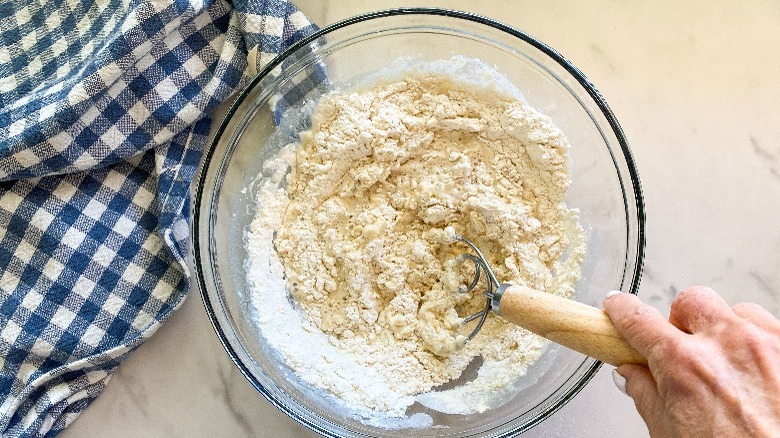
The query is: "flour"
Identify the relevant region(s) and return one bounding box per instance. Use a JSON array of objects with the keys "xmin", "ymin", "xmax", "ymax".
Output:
[{"xmin": 245, "ymin": 58, "xmax": 585, "ymax": 423}]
